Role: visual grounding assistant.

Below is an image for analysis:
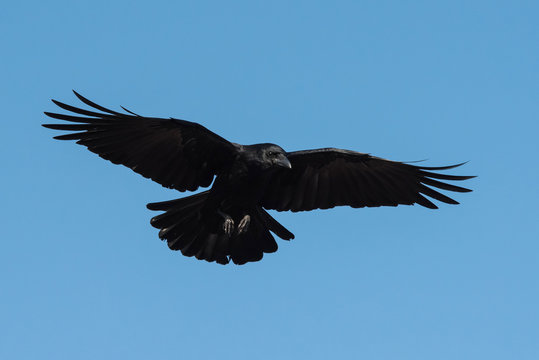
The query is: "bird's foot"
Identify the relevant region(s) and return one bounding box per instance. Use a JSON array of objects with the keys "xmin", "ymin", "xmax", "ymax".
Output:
[
  {"xmin": 217, "ymin": 208, "xmax": 235, "ymax": 236},
  {"xmin": 222, "ymin": 217, "xmax": 235, "ymax": 236},
  {"xmin": 236, "ymin": 214, "xmax": 251, "ymax": 235}
]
